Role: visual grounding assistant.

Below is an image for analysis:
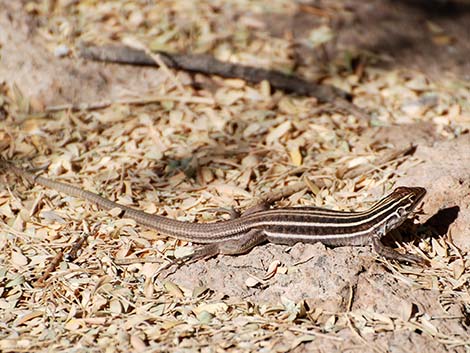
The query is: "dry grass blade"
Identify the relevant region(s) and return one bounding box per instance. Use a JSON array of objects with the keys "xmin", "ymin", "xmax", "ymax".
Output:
[{"xmin": 46, "ymin": 95, "xmax": 215, "ymax": 112}]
